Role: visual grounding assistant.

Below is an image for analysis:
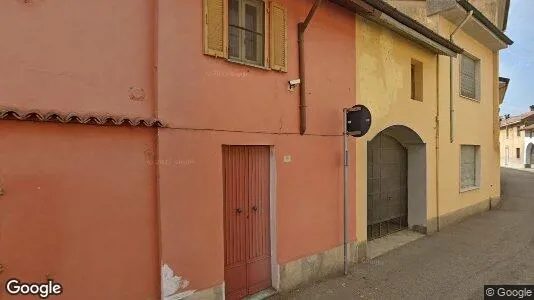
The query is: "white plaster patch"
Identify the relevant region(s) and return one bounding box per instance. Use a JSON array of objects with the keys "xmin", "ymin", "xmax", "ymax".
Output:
[{"xmin": 161, "ymin": 263, "xmax": 195, "ymax": 300}]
